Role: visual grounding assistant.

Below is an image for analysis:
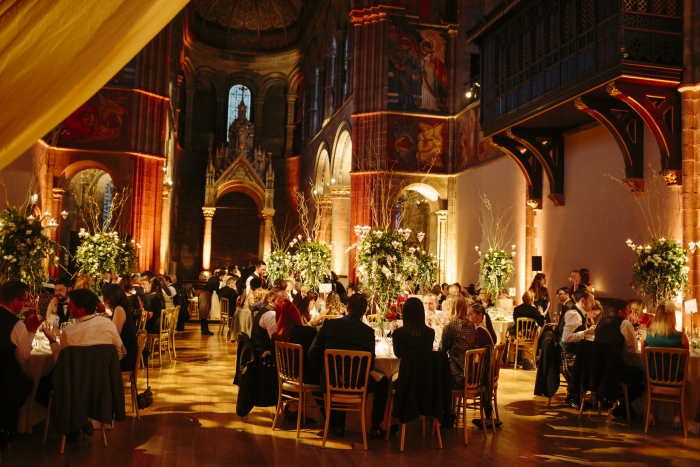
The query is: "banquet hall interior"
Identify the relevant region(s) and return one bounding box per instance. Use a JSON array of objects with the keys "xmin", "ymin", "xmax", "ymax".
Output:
[{"xmin": 1, "ymin": 0, "xmax": 700, "ymax": 465}]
